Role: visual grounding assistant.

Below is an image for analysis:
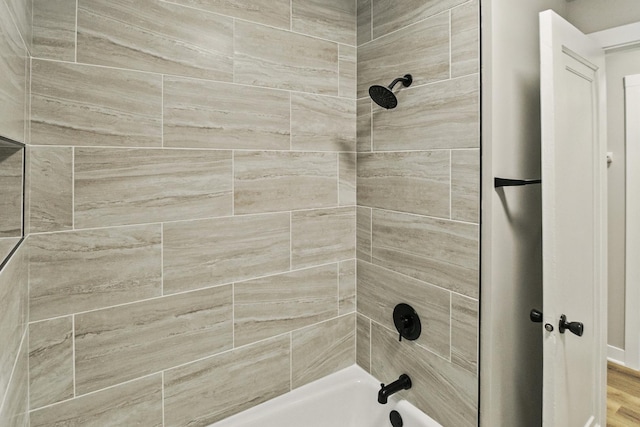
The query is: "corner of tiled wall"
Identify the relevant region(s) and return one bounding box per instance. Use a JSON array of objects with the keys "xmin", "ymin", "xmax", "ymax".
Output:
[
  {"xmin": 355, "ymin": 1, "xmax": 480, "ymax": 426},
  {"xmin": 25, "ymin": 0, "xmax": 358, "ymax": 425},
  {"xmin": 0, "ymin": 0, "xmax": 31, "ymax": 424}
]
